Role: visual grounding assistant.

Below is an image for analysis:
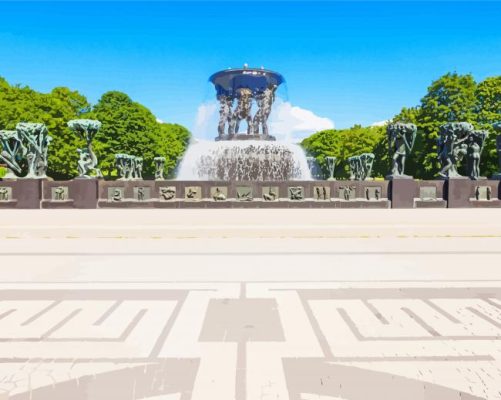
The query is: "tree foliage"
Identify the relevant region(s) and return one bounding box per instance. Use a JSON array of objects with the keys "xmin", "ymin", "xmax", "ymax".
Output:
[
  {"xmin": 303, "ymin": 73, "xmax": 500, "ymax": 179},
  {"xmin": 302, "ymin": 125, "xmax": 387, "ymax": 179},
  {"xmin": 0, "ymin": 79, "xmax": 90, "ymax": 178},
  {"xmin": 87, "ymin": 91, "xmax": 190, "ymax": 178},
  {"xmin": 393, "ymin": 73, "xmax": 500, "ymax": 178},
  {"xmin": 0, "ymin": 78, "xmax": 190, "ymax": 179}
]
